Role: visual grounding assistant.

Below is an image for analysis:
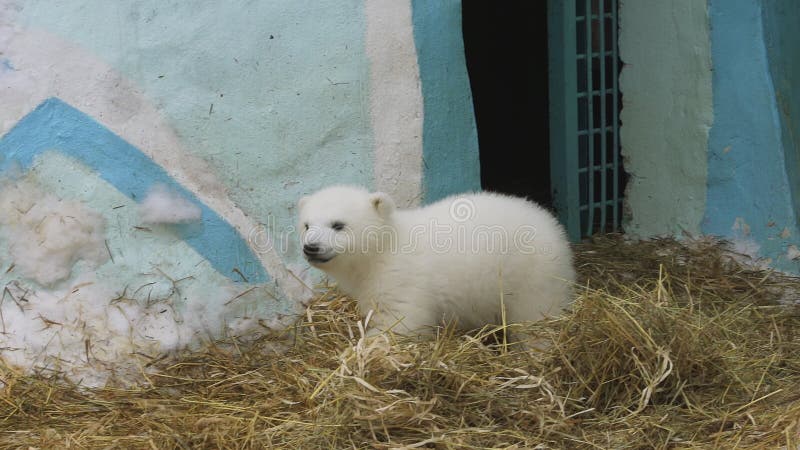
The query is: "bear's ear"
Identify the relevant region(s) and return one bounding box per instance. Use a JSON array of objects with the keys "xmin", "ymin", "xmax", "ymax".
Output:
[
  {"xmin": 297, "ymin": 195, "xmax": 309, "ymax": 211},
  {"xmin": 369, "ymin": 192, "xmax": 395, "ymax": 217}
]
